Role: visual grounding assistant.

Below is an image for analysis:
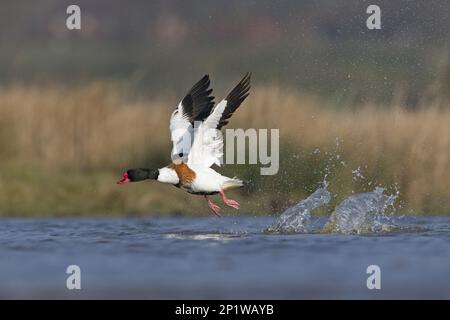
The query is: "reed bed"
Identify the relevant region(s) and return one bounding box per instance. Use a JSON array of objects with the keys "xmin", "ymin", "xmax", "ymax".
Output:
[{"xmin": 0, "ymin": 83, "xmax": 449, "ymax": 215}]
